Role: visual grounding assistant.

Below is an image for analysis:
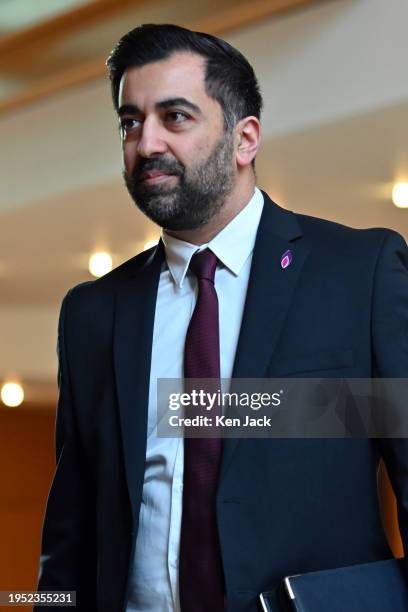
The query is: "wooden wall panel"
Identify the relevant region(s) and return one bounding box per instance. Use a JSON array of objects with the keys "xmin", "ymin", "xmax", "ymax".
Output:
[
  {"xmin": 0, "ymin": 409, "xmax": 55, "ymax": 609},
  {"xmin": 378, "ymin": 459, "xmax": 404, "ymax": 557}
]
